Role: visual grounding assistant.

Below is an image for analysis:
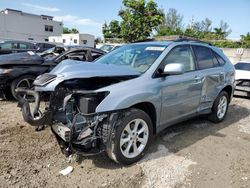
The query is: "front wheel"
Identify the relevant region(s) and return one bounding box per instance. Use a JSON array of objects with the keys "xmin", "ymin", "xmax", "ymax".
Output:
[
  {"xmin": 208, "ymin": 91, "xmax": 229, "ymax": 123},
  {"xmin": 11, "ymin": 75, "xmax": 35, "ymax": 100},
  {"xmin": 107, "ymin": 108, "xmax": 153, "ymax": 165}
]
